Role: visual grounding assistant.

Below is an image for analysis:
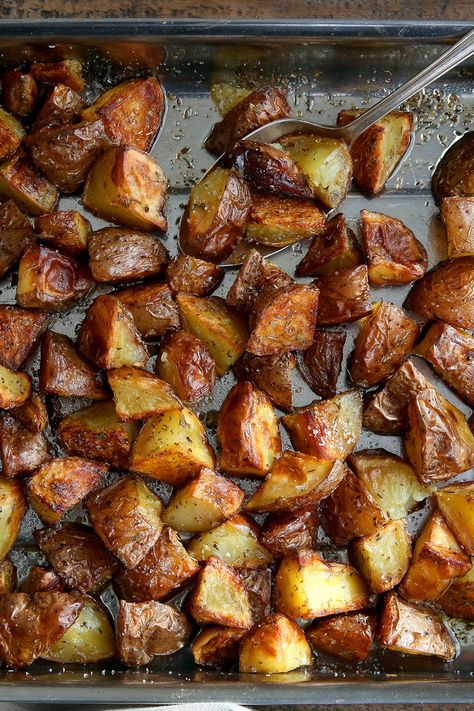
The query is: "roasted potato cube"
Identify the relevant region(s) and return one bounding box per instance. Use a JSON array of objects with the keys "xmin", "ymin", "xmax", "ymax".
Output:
[
  {"xmin": 187, "ymin": 514, "xmax": 273, "ymax": 569},
  {"xmin": 349, "ymin": 302, "xmax": 419, "ymax": 388},
  {"xmin": 107, "ymin": 366, "xmax": 181, "ymax": 421},
  {"xmin": 88, "ymin": 227, "xmax": 169, "ymax": 283},
  {"xmin": 296, "ymin": 213, "xmax": 363, "ymax": 277},
  {"xmin": 11, "ymin": 392, "xmax": 47, "ymax": 433},
  {"xmin": 281, "ymin": 390, "xmax": 362, "ymax": 461},
  {"xmin": 155, "ymin": 330, "xmax": 216, "ymax": 403},
  {"xmin": 246, "ymin": 453, "xmax": 346, "ymax": 514},
  {"xmin": 404, "ymin": 389, "xmax": 474, "ymax": 484},
  {"xmin": 0, "ymin": 198, "xmax": 30, "ymax": 229},
  {"xmin": 115, "ymin": 281, "xmax": 180, "ymax": 340},
  {"xmin": 34, "ymin": 522, "xmax": 118, "ymax": 594},
  {"xmin": 0, "ymin": 148, "xmax": 58, "ymax": 215},
  {"xmin": 312, "ymin": 265, "xmax": 372, "ymax": 326},
  {"xmin": 57, "ymin": 401, "xmax": 137, "ymax": 468},
  {"xmin": 82, "ymin": 146, "xmax": 167, "ymax": 232},
  {"xmin": 78, "ymin": 295, "xmax": 148, "ymax": 370},
  {"xmin": 162, "ymin": 467, "xmax": 244, "ymax": 533},
  {"xmin": 247, "ymin": 283, "xmax": 319, "ymax": 356},
  {"xmin": 30, "ymin": 59, "xmax": 84, "ymax": 92},
  {"xmin": 166, "ymin": 255, "xmax": 224, "ymax": 297},
  {"xmin": 1, "ymin": 69, "xmax": 38, "ymax": 117},
  {"xmin": 20, "ymin": 565, "xmax": 64, "ymax": 593},
  {"xmin": 0, "ymin": 477, "xmax": 26, "ymax": 560},
  {"xmin": 0, "ymin": 305, "xmax": 48, "ymax": 371},
  {"xmin": 431, "ymin": 131, "xmax": 474, "ymax": 203},
  {"xmin": 34, "ymin": 209, "xmax": 91, "ymax": 257},
  {"xmin": 0, "ymin": 414, "xmax": 49, "ymax": 477},
  {"xmin": 440, "ymin": 196, "xmax": 474, "ymax": 257},
  {"xmin": 81, "ymin": 77, "xmax": 164, "ymax": 150},
  {"xmin": 114, "ymin": 526, "xmax": 199, "ymax": 602},
  {"xmin": 27, "ymin": 457, "xmax": 105, "ymax": 525},
  {"xmin": 278, "ymin": 133, "xmax": 352, "ymax": 209},
  {"xmin": 0, "ymin": 560, "xmax": 16, "ymax": 595},
  {"xmin": 0, "ymin": 107, "xmax": 25, "ymax": 159},
  {"xmin": 239, "ymin": 612, "xmax": 312, "ymax": 674},
  {"xmin": 275, "ymin": 549, "xmax": 368, "ymax": 619},
  {"xmin": 337, "ymin": 109, "xmax": 413, "ymax": 194},
  {"xmin": 187, "ymin": 556, "xmax": 252, "ymax": 629},
  {"xmin": 378, "ymin": 592, "xmax": 456, "ymax": 660},
  {"xmin": 438, "ymin": 561, "xmax": 474, "ymax": 620},
  {"xmin": 0, "ymin": 364, "xmax": 31, "ymax": 409},
  {"xmin": 177, "ymin": 294, "xmax": 248, "ymax": 375},
  {"xmin": 350, "ymin": 519, "xmax": 411, "ymax": 594},
  {"xmin": 260, "ymin": 508, "xmax": 318, "ymax": 557},
  {"xmin": 86, "ymin": 475, "xmax": 163, "ymax": 569},
  {"xmin": 0, "ymin": 225, "xmax": 37, "ymax": 279},
  {"xmin": 306, "ymin": 611, "xmax": 376, "ymax": 663},
  {"xmin": 31, "ymin": 83, "xmax": 85, "ymax": 132},
  {"xmin": 17, "ymin": 244, "xmax": 93, "ymax": 311},
  {"xmin": 361, "ymin": 210, "xmax": 427, "ymax": 285},
  {"xmin": 117, "ymin": 599, "xmax": 190, "ymax": 667},
  {"xmin": 180, "ymin": 167, "xmax": 250, "ymax": 263},
  {"xmin": 192, "ymin": 626, "xmax": 245, "ymax": 669},
  {"xmin": 234, "ymin": 351, "xmax": 294, "ymax": 411},
  {"xmin": 239, "ymin": 568, "xmax": 272, "ymax": 623},
  {"xmin": 436, "ymin": 482, "xmax": 474, "ymax": 555},
  {"xmin": 226, "ymin": 248, "xmax": 292, "ymax": 316},
  {"xmin": 246, "ymin": 190, "xmax": 326, "ymax": 247},
  {"xmin": 297, "ymin": 329, "xmax": 346, "ymax": 400},
  {"xmin": 131, "ymin": 406, "xmax": 215, "ymax": 485}
]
